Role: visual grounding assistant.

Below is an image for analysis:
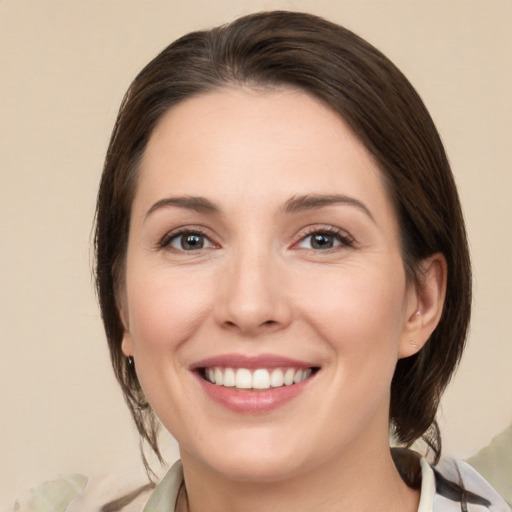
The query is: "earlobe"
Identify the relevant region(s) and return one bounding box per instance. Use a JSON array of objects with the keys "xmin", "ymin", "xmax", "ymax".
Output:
[
  {"xmin": 119, "ymin": 302, "xmax": 133, "ymax": 357},
  {"xmin": 399, "ymin": 253, "xmax": 447, "ymax": 358},
  {"xmin": 119, "ymin": 307, "xmax": 134, "ymax": 357},
  {"xmin": 121, "ymin": 332, "xmax": 134, "ymax": 357}
]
